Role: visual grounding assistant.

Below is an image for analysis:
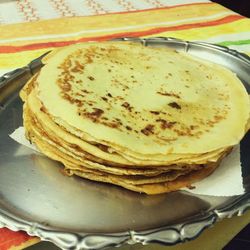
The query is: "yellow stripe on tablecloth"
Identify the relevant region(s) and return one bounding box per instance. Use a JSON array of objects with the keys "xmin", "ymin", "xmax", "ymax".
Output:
[
  {"xmin": 0, "ymin": 49, "xmax": 50, "ymax": 69},
  {"xmin": 0, "ymin": 3, "xmax": 232, "ymax": 43},
  {"xmin": 144, "ymin": 18, "xmax": 250, "ymax": 42},
  {"xmin": 1, "ymin": 17, "xmax": 250, "ymax": 69},
  {"xmin": 0, "ymin": 11, "xmax": 233, "ymax": 46},
  {"xmin": 0, "ymin": 2, "xmax": 249, "ymax": 69}
]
